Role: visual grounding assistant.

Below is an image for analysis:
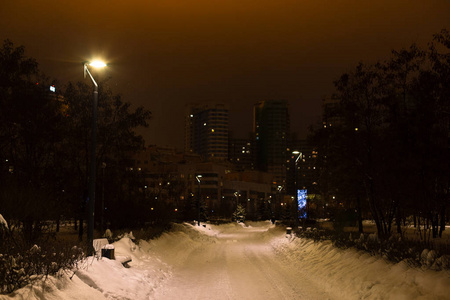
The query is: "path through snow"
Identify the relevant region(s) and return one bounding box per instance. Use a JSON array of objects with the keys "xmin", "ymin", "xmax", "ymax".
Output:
[
  {"xmin": 3, "ymin": 221, "xmax": 450, "ymax": 299},
  {"xmin": 152, "ymin": 223, "xmax": 330, "ymax": 299}
]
